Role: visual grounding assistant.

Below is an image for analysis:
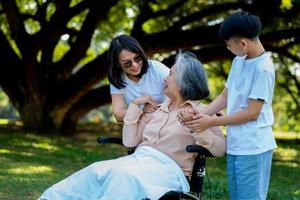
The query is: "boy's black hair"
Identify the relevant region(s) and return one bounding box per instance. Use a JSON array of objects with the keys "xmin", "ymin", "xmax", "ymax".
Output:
[
  {"xmin": 219, "ymin": 11, "xmax": 262, "ymax": 41},
  {"xmin": 107, "ymin": 34, "xmax": 148, "ymax": 89}
]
